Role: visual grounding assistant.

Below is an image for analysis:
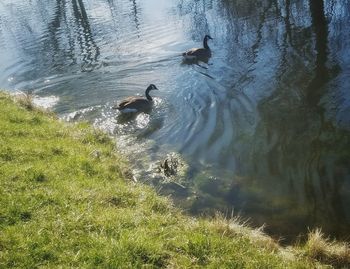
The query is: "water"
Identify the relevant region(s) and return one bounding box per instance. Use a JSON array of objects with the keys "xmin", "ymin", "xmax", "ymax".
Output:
[{"xmin": 1, "ymin": 0, "xmax": 349, "ymax": 242}]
